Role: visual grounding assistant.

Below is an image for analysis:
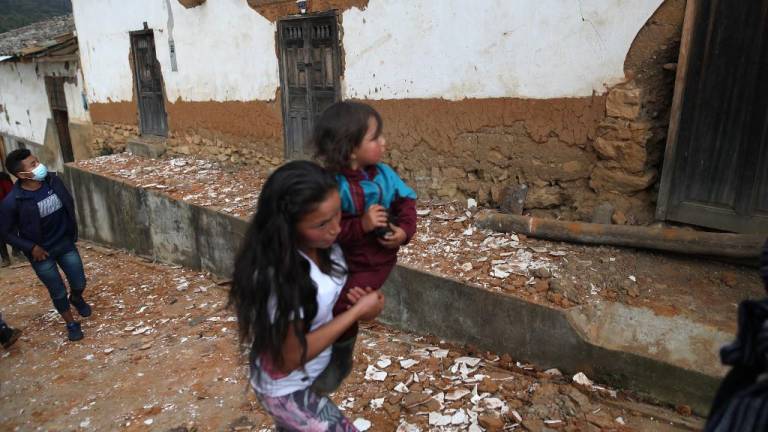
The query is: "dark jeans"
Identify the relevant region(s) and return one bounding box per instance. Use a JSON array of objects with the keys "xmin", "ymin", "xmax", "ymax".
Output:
[{"xmin": 30, "ymin": 241, "xmax": 86, "ymax": 314}]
